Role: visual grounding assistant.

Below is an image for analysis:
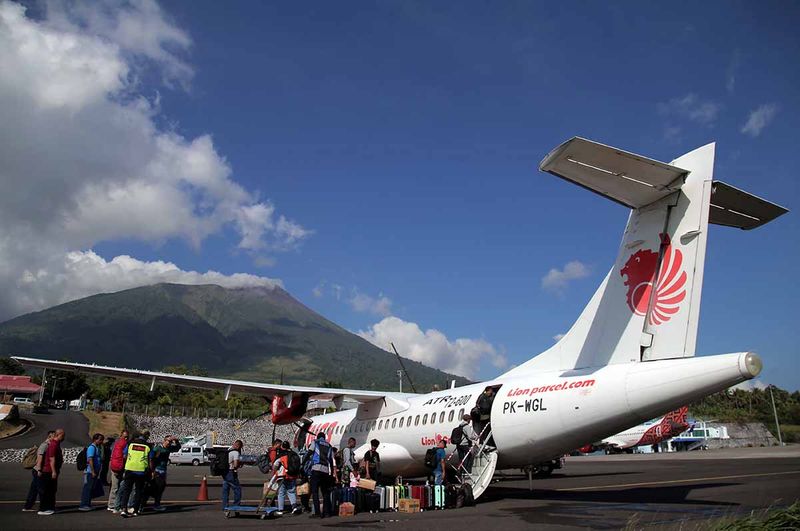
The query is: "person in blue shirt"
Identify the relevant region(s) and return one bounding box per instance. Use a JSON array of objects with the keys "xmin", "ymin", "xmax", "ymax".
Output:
[
  {"xmin": 79, "ymin": 433, "xmax": 105, "ymax": 510},
  {"xmin": 433, "ymin": 440, "xmax": 447, "ymax": 486}
]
